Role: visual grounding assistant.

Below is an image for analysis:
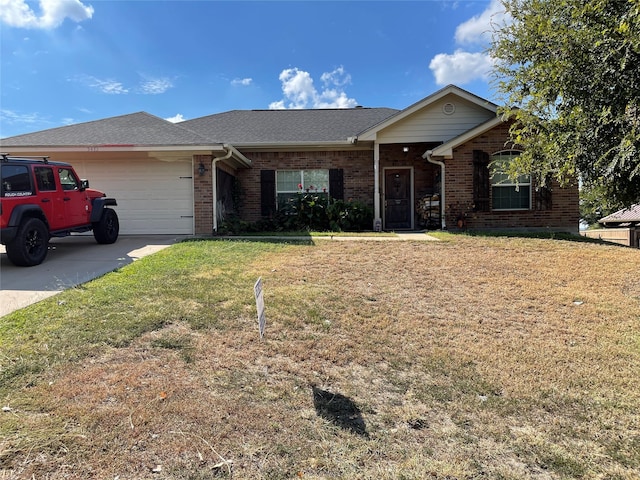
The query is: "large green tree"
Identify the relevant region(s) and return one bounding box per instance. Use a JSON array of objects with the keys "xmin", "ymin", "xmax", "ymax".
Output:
[{"xmin": 490, "ymin": 0, "xmax": 640, "ymax": 217}]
